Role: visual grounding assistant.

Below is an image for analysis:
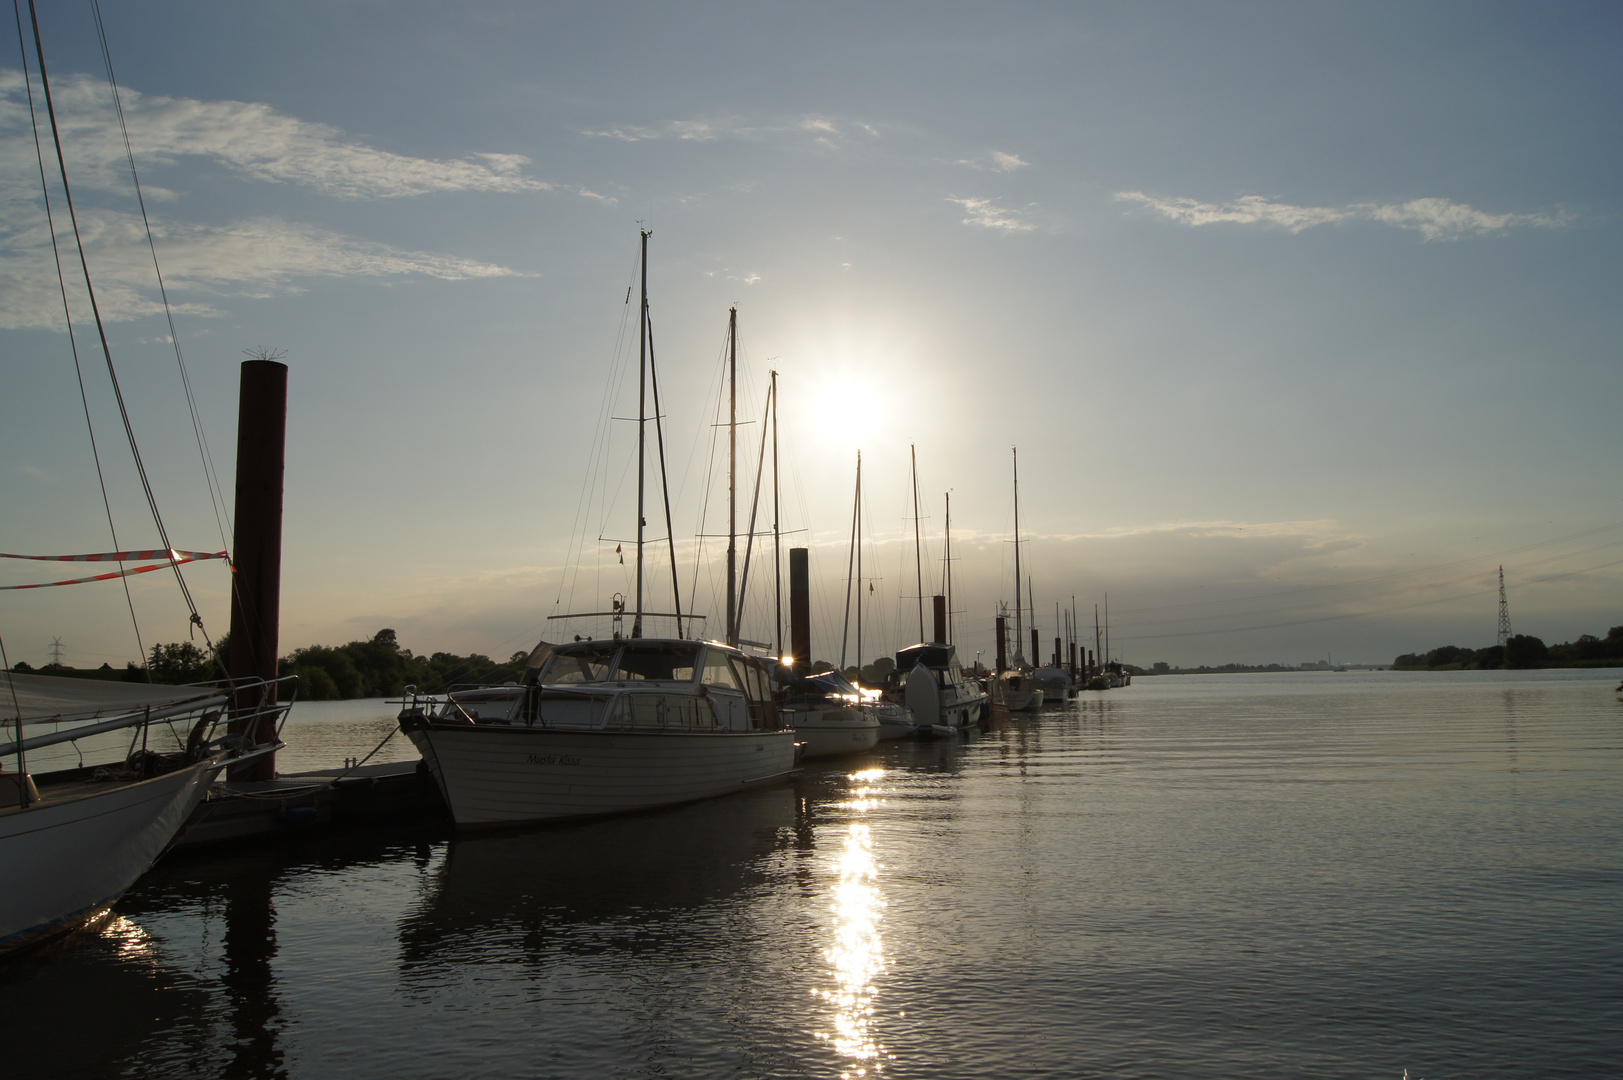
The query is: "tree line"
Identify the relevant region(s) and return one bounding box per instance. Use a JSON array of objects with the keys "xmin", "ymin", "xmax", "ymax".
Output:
[
  {"xmin": 9, "ymin": 628, "xmax": 529, "ymax": 698},
  {"xmin": 1393, "ymin": 624, "xmax": 1623, "ymax": 670}
]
